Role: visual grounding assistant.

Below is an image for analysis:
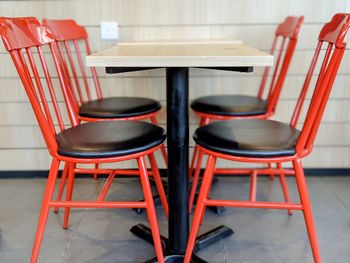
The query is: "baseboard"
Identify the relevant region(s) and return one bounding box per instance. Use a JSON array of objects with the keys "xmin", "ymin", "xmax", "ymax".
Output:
[{"xmin": 0, "ymin": 168, "xmax": 349, "ymax": 179}]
